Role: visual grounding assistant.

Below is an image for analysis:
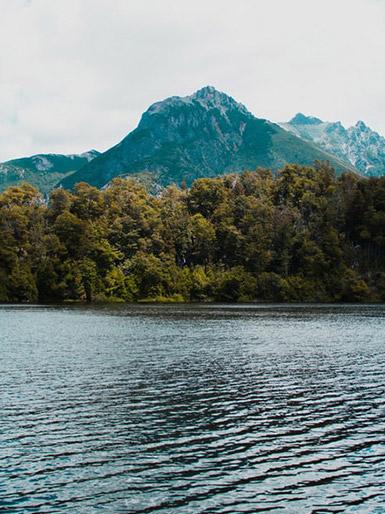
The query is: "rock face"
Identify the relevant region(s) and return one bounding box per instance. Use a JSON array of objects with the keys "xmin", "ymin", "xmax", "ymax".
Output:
[
  {"xmin": 61, "ymin": 87, "xmax": 353, "ymax": 190},
  {"xmin": 0, "ymin": 150, "xmax": 100, "ymax": 193},
  {"xmin": 282, "ymin": 114, "xmax": 385, "ymax": 176}
]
